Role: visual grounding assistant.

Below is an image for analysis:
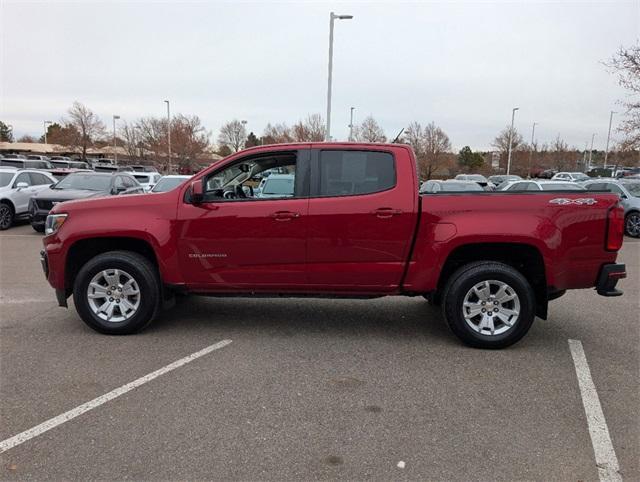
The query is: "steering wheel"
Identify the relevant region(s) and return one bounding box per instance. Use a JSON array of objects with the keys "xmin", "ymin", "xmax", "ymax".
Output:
[
  {"xmin": 223, "ymin": 190, "xmax": 236, "ymax": 199},
  {"xmin": 235, "ymin": 185, "xmax": 247, "ymax": 199}
]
